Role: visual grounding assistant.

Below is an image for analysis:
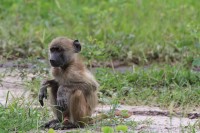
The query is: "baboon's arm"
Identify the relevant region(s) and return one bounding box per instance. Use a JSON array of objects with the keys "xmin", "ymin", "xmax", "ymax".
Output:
[{"xmin": 39, "ymin": 79, "xmax": 58, "ymax": 106}]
